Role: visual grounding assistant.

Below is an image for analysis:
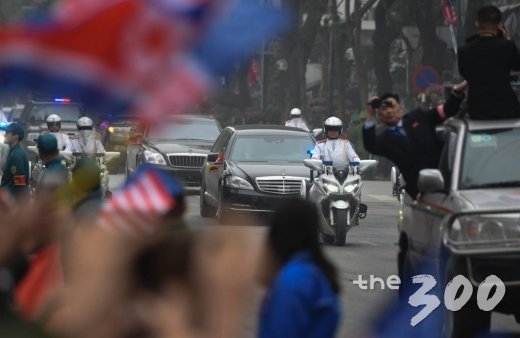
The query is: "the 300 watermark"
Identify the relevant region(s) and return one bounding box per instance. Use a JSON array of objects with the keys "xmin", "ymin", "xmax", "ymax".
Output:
[{"xmin": 353, "ymin": 274, "xmax": 506, "ymax": 326}]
